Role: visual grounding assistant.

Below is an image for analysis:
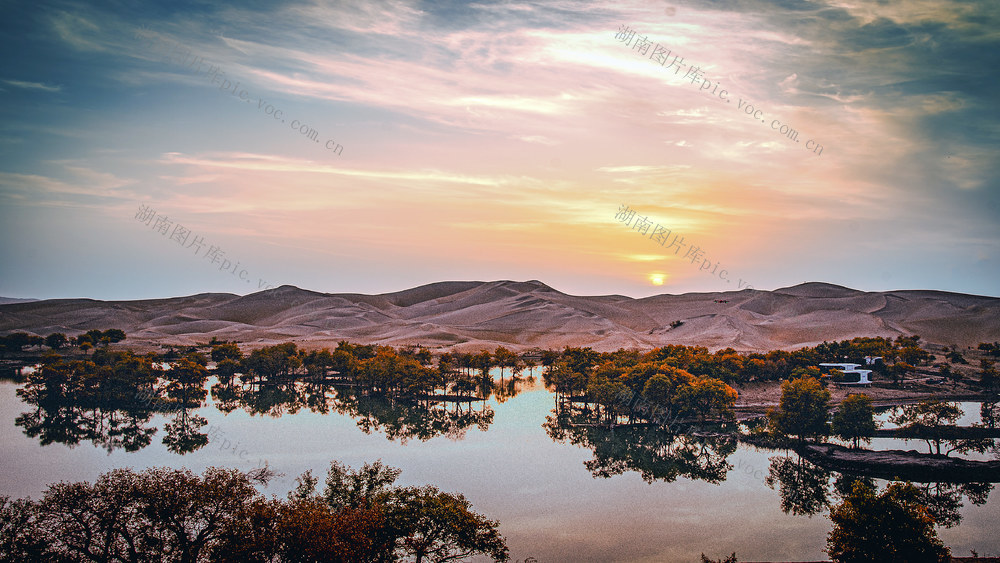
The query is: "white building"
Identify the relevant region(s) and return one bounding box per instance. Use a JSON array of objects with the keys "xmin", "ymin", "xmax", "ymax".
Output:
[{"xmin": 819, "ymin": 363, "xmax": 873, "ymax": 386}]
